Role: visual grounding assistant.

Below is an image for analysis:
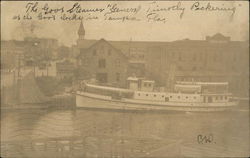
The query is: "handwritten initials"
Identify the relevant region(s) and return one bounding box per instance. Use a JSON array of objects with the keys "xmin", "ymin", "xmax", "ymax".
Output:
[{"xmin": 197, "ymin": 134, "xmax": 214, "ymax": 144}]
